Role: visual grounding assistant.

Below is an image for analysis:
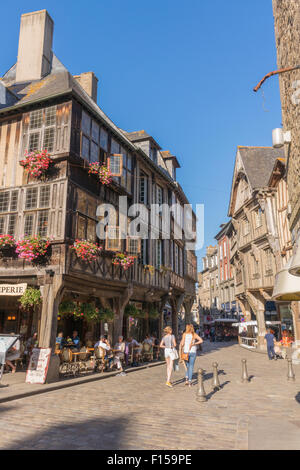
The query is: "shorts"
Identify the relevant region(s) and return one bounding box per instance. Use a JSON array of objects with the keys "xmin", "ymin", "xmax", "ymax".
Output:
[{"xmin": 164, "ymin": 348, "xmax": 173, "ymax": 359}]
